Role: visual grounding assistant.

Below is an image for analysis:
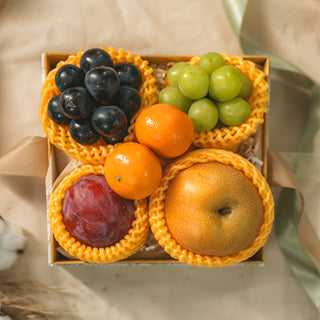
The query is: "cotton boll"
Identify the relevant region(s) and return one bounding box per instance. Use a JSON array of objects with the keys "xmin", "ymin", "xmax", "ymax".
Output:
[
  {"xmin": 0, "ymin": 220, "xmax": 25, "ymax": 271},
  {"xmin": 0, "ymin": 221, "xmax": 26, "ymax": 251},
  {"xmin": 0, "ymin": 248, "xmax": 17, "ymax": 271}
]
